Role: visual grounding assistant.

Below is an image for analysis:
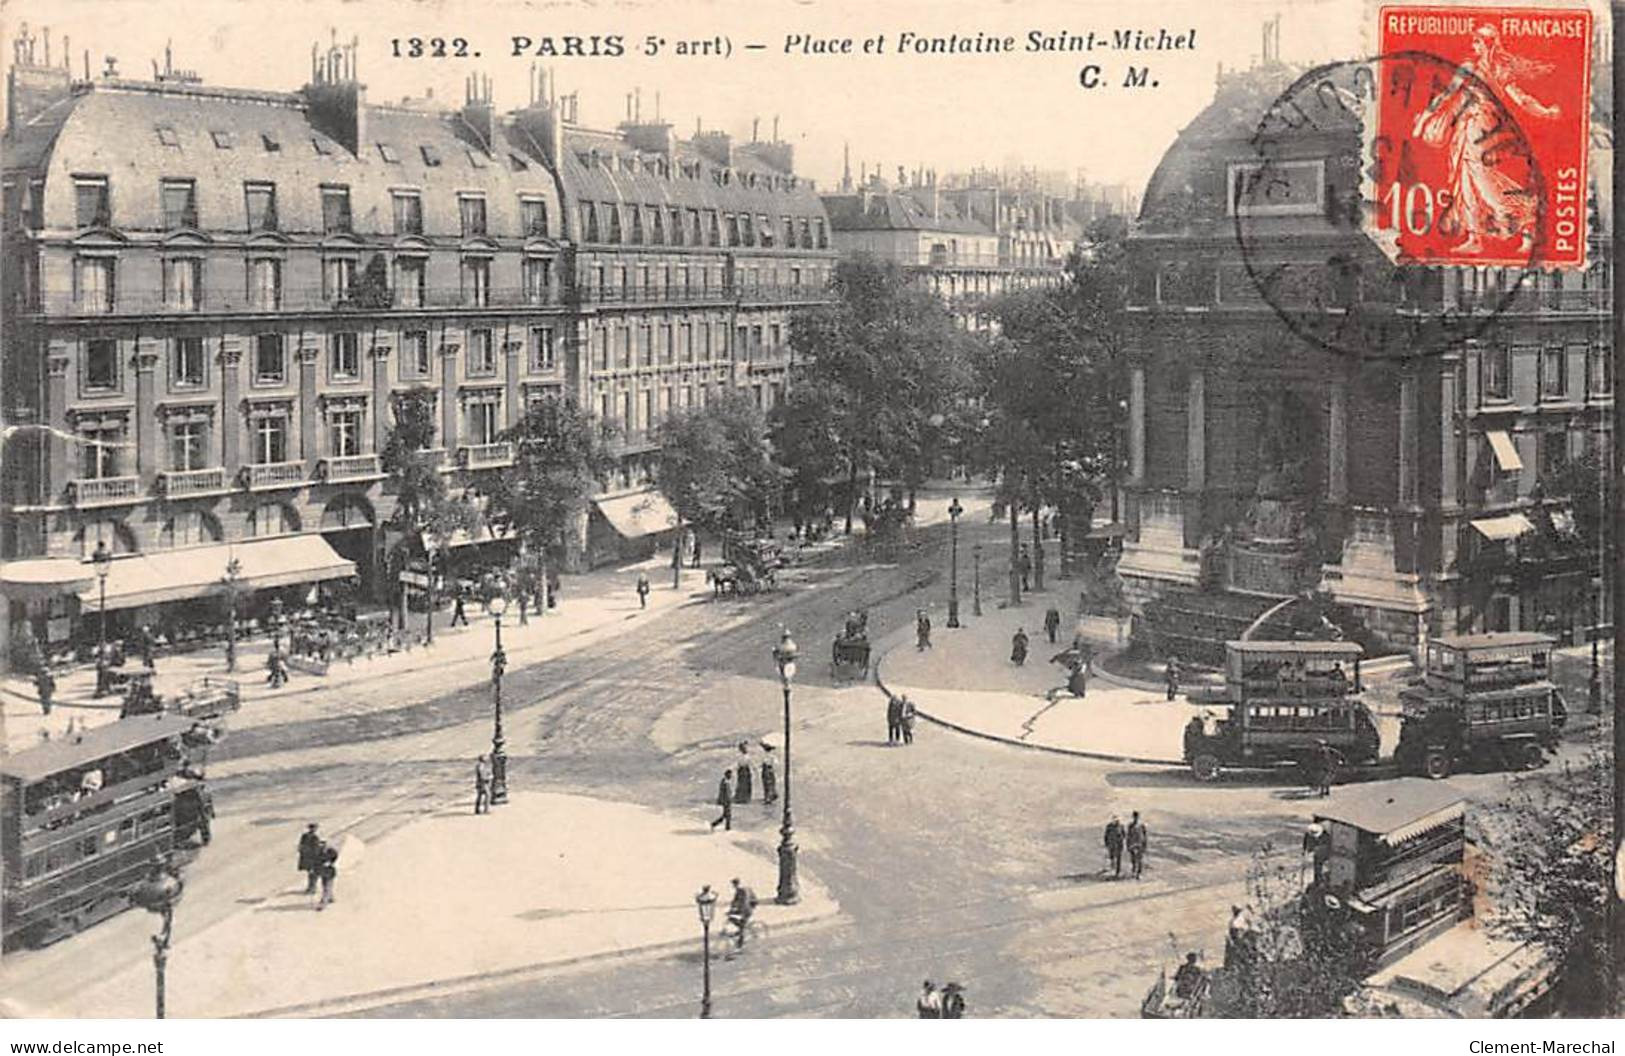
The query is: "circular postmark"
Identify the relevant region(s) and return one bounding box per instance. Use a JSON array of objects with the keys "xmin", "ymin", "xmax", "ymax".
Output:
[{"xmin": 1234, "ymin": 52, "xmax": 1546, "ymax": 361}]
